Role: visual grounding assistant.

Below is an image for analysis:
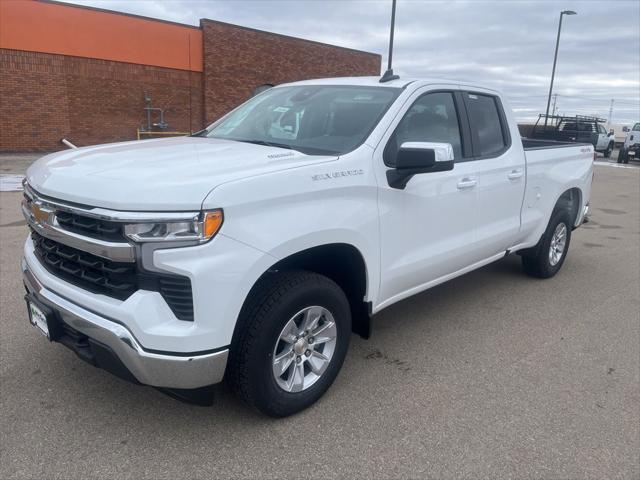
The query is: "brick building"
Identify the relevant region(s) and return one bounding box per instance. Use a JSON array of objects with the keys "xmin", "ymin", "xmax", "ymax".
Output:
[{"xmin": 0, "ymin": 0, "xmax": 381, "ymax": 152}]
